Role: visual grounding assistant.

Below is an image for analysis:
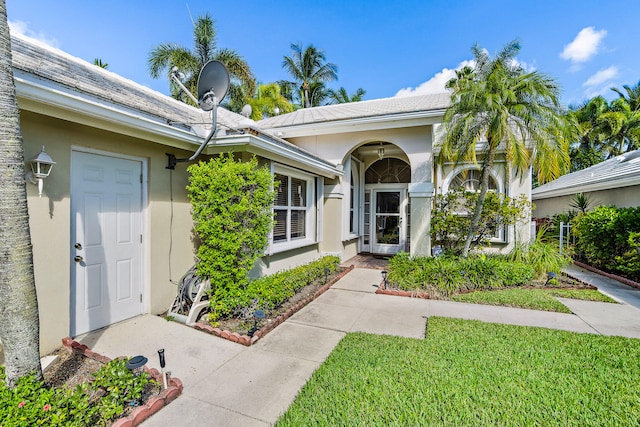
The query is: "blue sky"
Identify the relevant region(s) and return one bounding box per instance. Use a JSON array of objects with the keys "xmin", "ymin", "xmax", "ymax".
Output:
[{"xmin": 6, "ymin": 0, "xmax": 640, "ymax": 107}]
